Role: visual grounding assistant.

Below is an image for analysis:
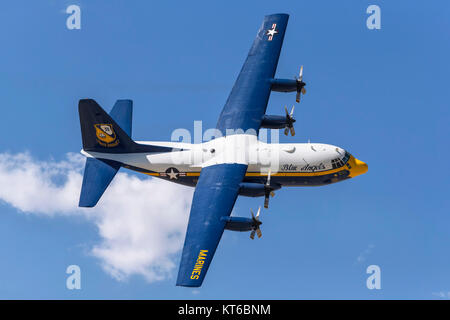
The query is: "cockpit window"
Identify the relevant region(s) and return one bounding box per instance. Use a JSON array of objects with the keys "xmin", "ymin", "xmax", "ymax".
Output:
[
  {"xmin": 331, "ymin": 151, "xmax": 351, "ymax": 169},
  {"xmin": 342, "ymin": 151, "xmax": 351, "ymax": 163}
]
